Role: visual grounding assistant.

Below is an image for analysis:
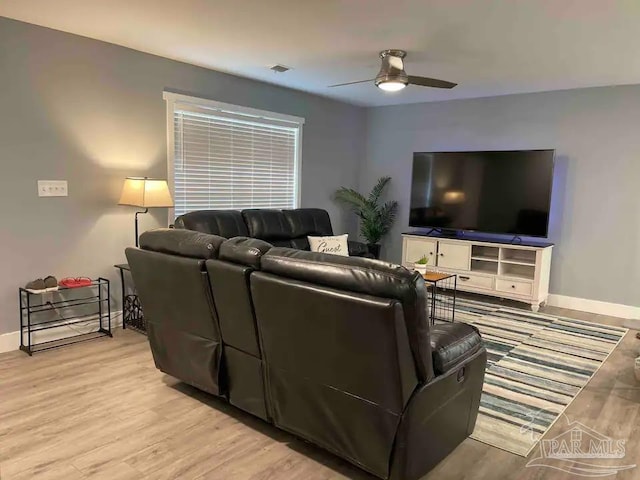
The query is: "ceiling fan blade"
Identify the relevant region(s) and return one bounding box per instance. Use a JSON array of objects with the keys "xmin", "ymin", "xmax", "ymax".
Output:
[
  {"xmin": 328, "ymin": 79, "xmax": 375, "ymax": 88},
  {"xmin": 408, "ymin": 75, "xmax": 457, "ymax": 89}
]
